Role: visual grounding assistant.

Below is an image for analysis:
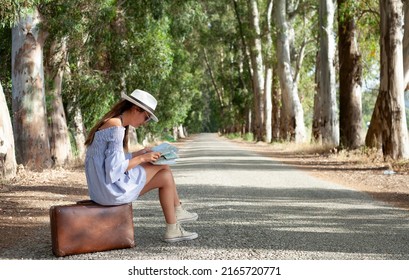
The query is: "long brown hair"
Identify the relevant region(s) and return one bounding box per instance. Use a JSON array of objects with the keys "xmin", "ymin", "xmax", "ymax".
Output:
[{"xmin": 84, "ymin": 100, "xmax": 135, "ymax": 151}]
